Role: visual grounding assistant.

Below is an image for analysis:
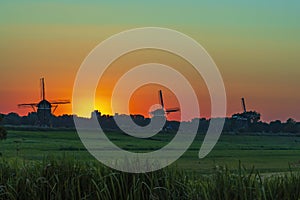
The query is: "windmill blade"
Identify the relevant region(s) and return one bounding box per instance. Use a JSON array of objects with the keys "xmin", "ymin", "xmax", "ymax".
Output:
[
  {"xmin": 241, "ymin": 97, "xmax": 247, "ymax": 113},
  {"xmin": 158, "ymin": 90, "xmax": 164, "ymax": 109},
  {"xmin": 18, "ymin": 103, "xmax": 37, "ymax": 112},
  {"xmin": 40, "ymin": 78, "xmax": 45, "ymax": 100},
  {"xmin": 18, "ymin": 103, "xmax": 38, "ymax": 107},
  {"xmin": 166, "ymin": 107, "xmax": 180, "ymax": 113},
  {"xmin": 52, "ymin": 104, "xmax": 59, "ymax": 114},
  {"xmin": 50, "ymin": 100, "xmax": 70, "ymax": 104}
]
